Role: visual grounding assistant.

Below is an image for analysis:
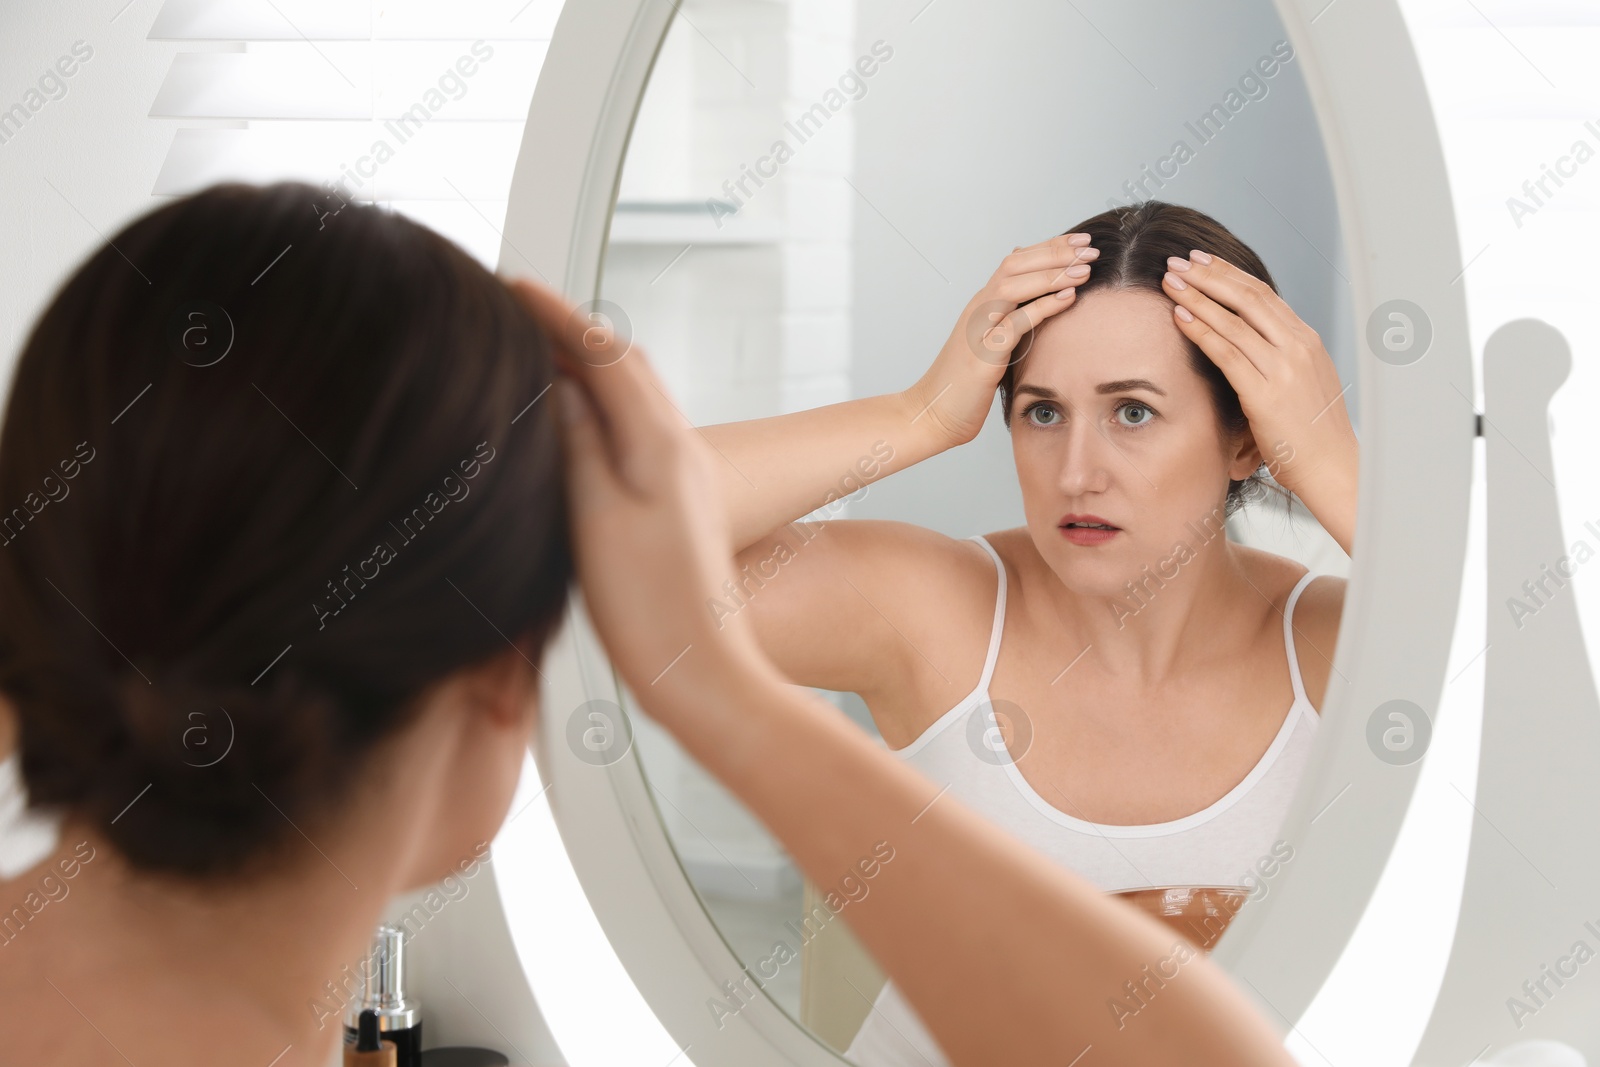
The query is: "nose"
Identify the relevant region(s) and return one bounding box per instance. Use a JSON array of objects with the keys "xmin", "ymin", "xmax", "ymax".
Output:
[{"xmin": 1055, "ymin": 406, "xmax": 1114, "ymax": 498}]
